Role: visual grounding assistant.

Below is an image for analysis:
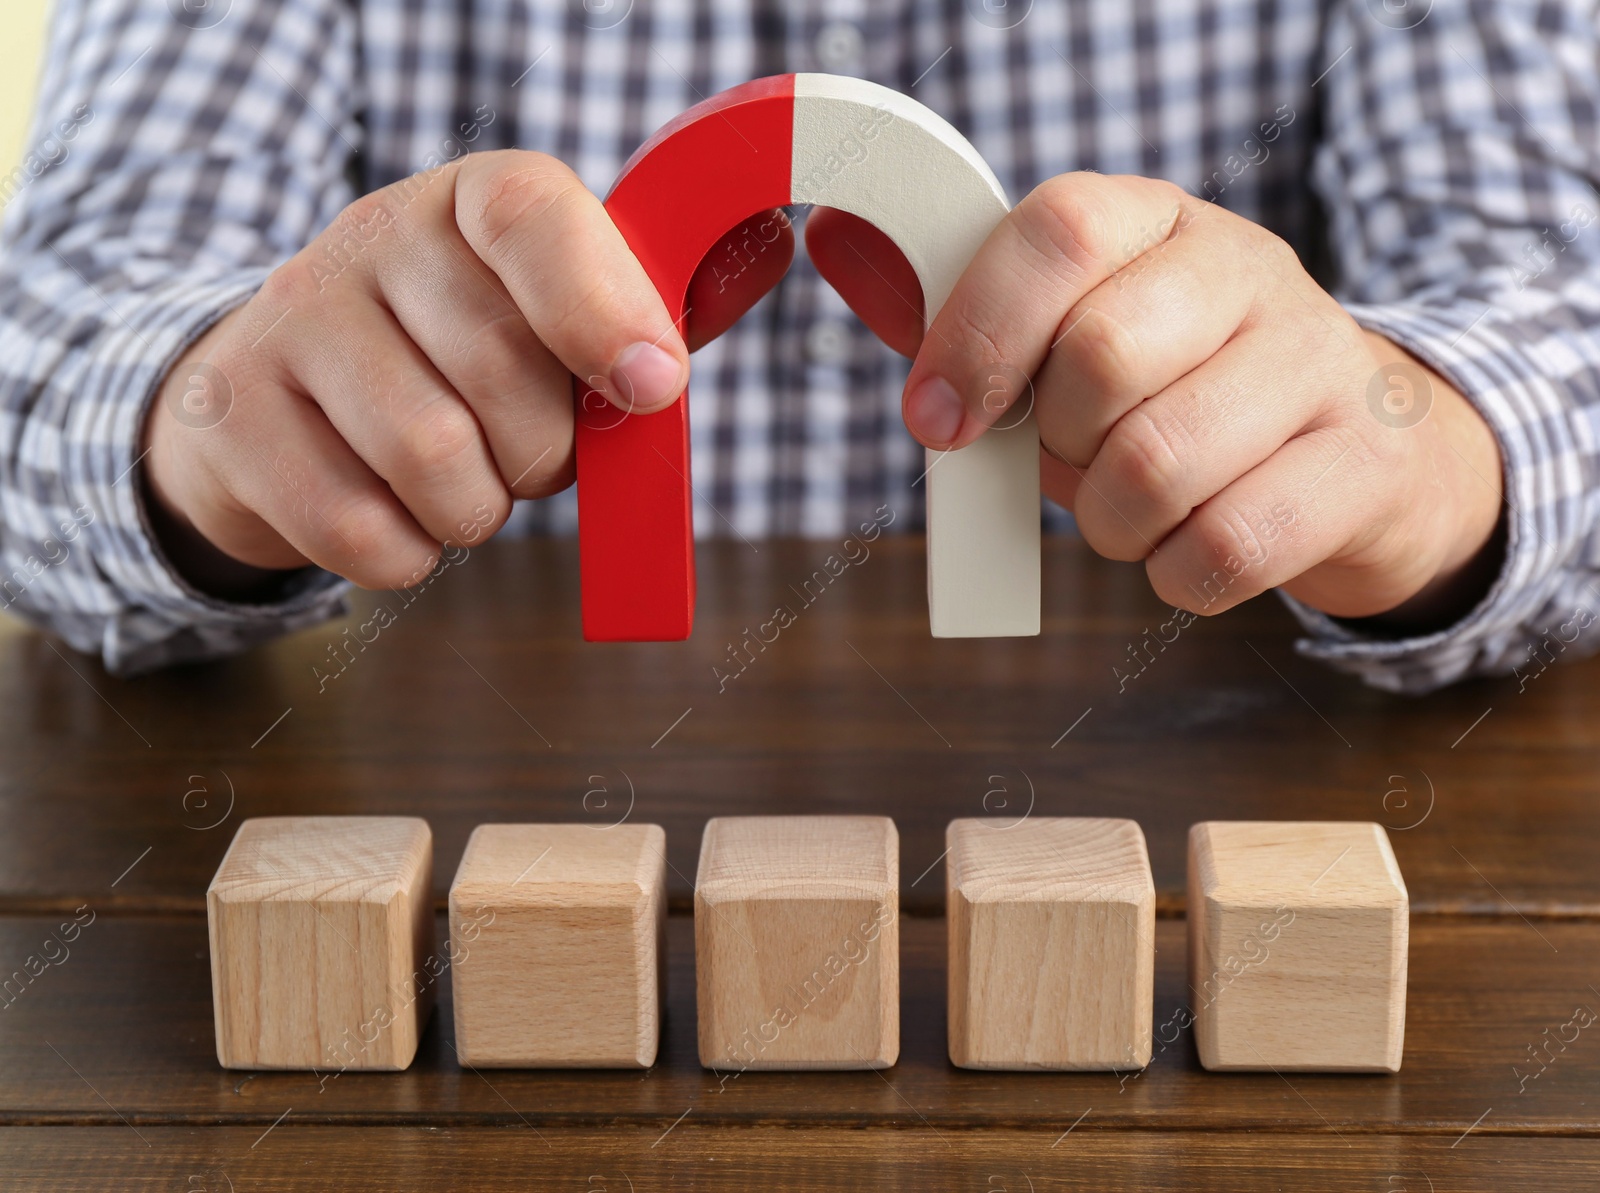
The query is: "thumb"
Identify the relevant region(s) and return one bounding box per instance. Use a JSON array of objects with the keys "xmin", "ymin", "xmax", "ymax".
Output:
[{"xmin": 454, "ymin": 150, "xmax": 690, "ymax": 415}]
